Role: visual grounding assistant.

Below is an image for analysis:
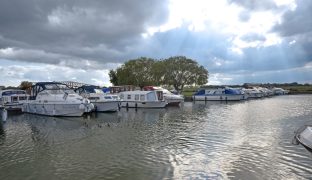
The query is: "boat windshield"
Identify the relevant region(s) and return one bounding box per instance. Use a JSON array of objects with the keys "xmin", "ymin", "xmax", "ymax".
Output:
[
  {"xmin": 162, "ymin": 89, "xmax": 172, "ymax": 95},
  {"xmin": 44, "ymin": 84, "xmax": 75, "ymax": 94},
  {"xmin": 94, "ymin": 89, "xmax": 104, "ymax": 94}
]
